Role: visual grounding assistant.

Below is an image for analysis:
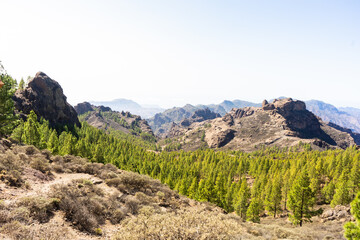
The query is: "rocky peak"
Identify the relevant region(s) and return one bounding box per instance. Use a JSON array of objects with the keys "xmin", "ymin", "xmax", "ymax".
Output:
[
  {"xmin": 74, "ymin": 102, "xmax": 94, "ymax": 115},
  {"xmin": 13, "ymin": 72, "xmax": 80, "ymax": 128},
  {"xmin": 180, "ymin": 108, "xmax": 221, "ymax": 127}
]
